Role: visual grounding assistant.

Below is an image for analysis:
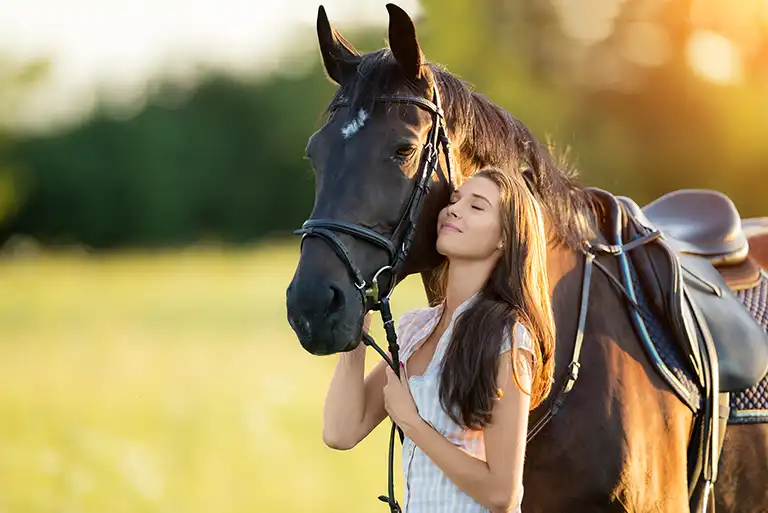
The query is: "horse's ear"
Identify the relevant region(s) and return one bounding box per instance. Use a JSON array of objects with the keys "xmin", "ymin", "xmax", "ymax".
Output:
[
  {"xmin": 386, "ymin": 3, "xmax": 423, "ymax": 80},
  {"xmin": 317, "ymin": 5, "xmax": 360, "ymax": 85}
]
